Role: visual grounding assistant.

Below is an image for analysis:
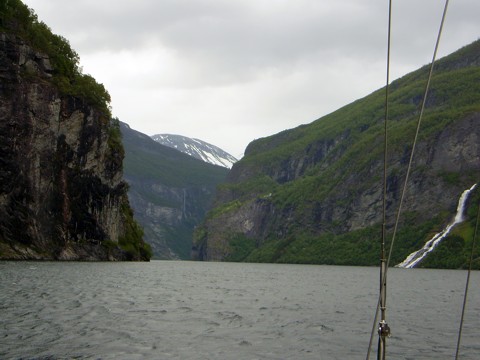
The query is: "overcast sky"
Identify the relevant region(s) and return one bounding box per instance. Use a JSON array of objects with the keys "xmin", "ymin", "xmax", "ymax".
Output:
[{"xmin": 22, "ymin": 0, "xmax": 480, "ymax": 158}]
